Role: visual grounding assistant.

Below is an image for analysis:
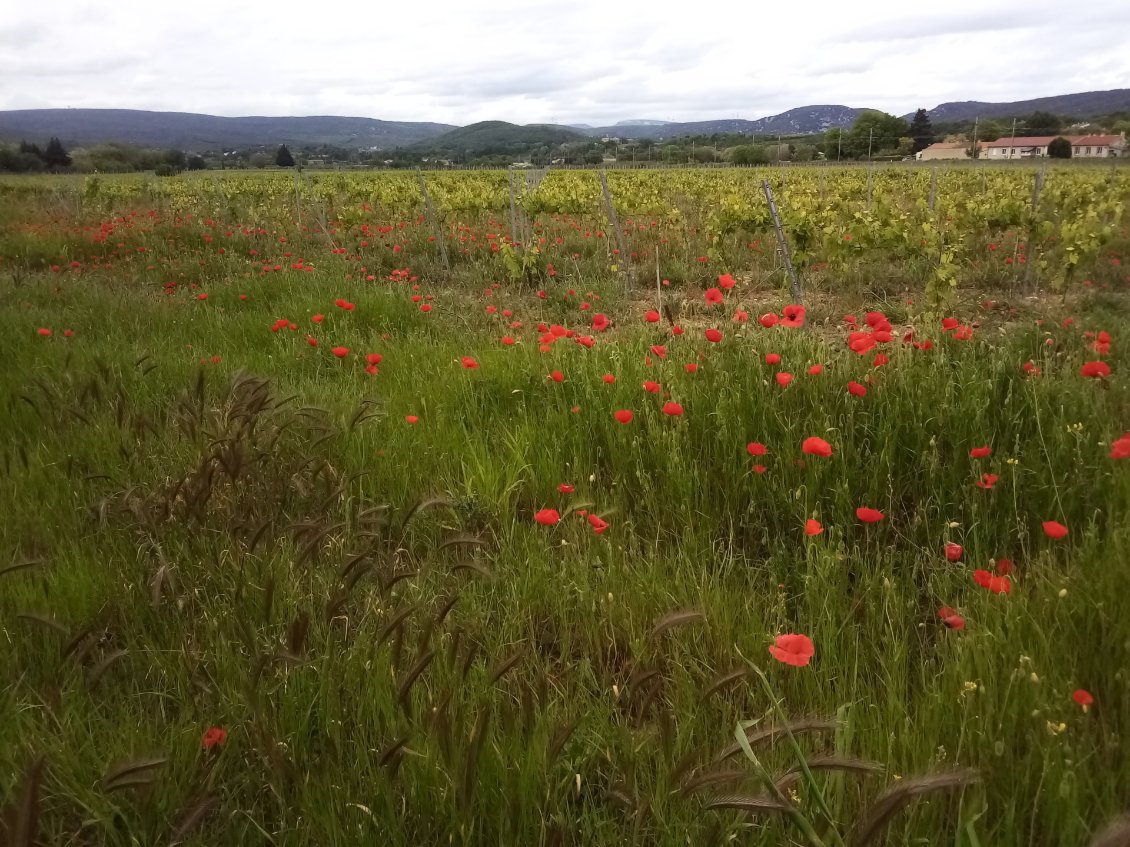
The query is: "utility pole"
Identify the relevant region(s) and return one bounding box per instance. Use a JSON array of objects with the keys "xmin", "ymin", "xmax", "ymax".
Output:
[
  {"xmin": 972, "ymin": 117, "xmax": 979, "ymax": 159},
  {"xmin": 1009, "ymin": 117, "xmax": 1017, "ymax": 159}
]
